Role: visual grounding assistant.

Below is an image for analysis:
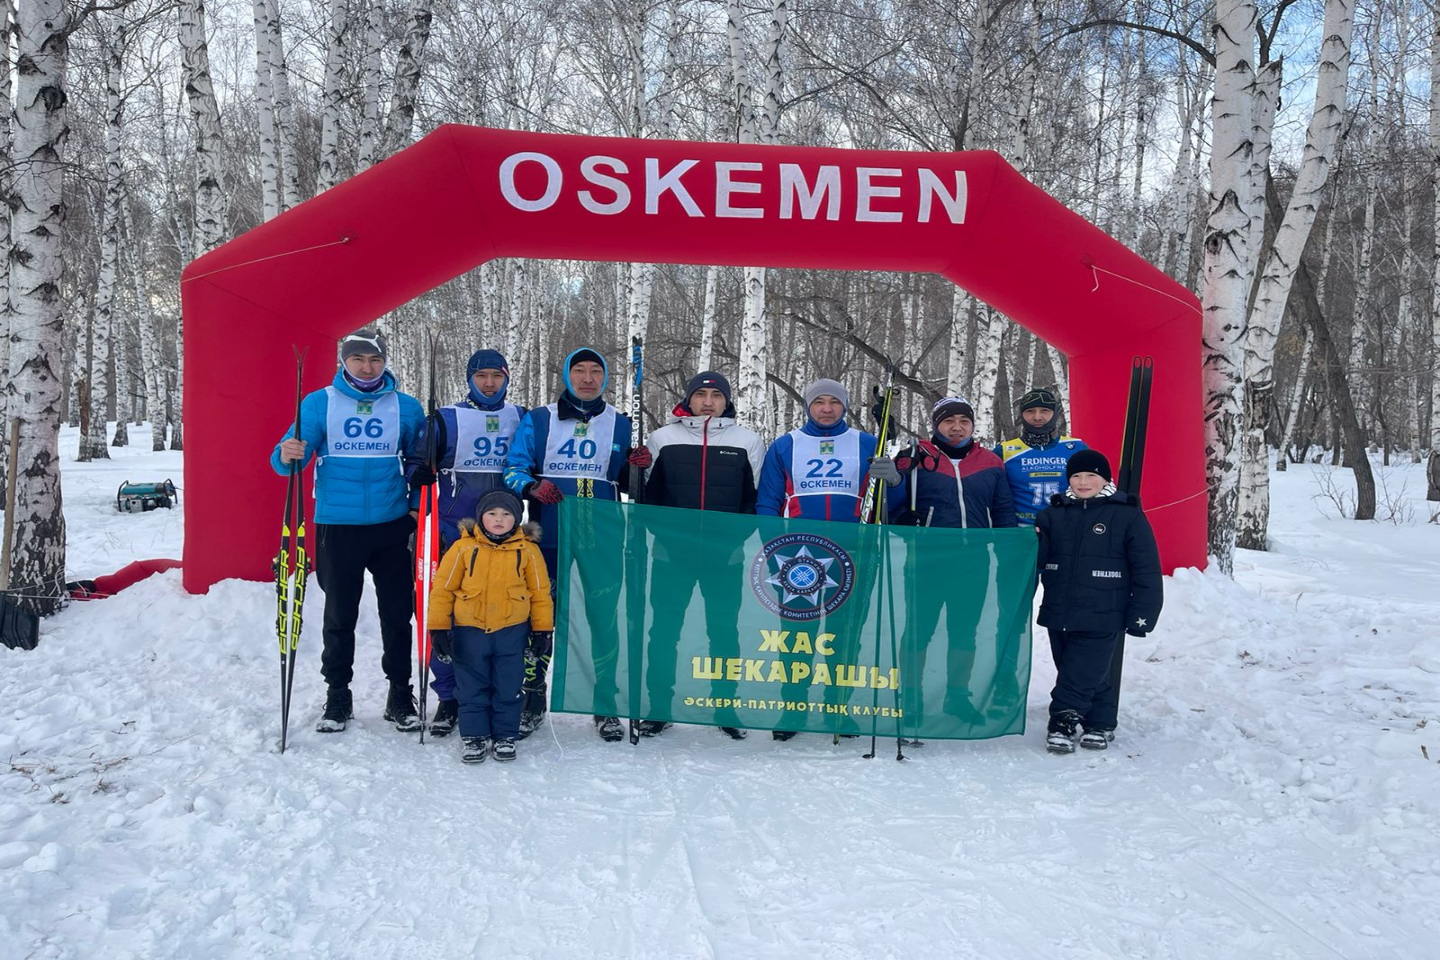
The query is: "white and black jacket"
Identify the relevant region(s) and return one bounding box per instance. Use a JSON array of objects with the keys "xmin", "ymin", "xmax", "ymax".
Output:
[{"xmin": 643, "ymin": 405, "xmax": 766, "ymax": 514}]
